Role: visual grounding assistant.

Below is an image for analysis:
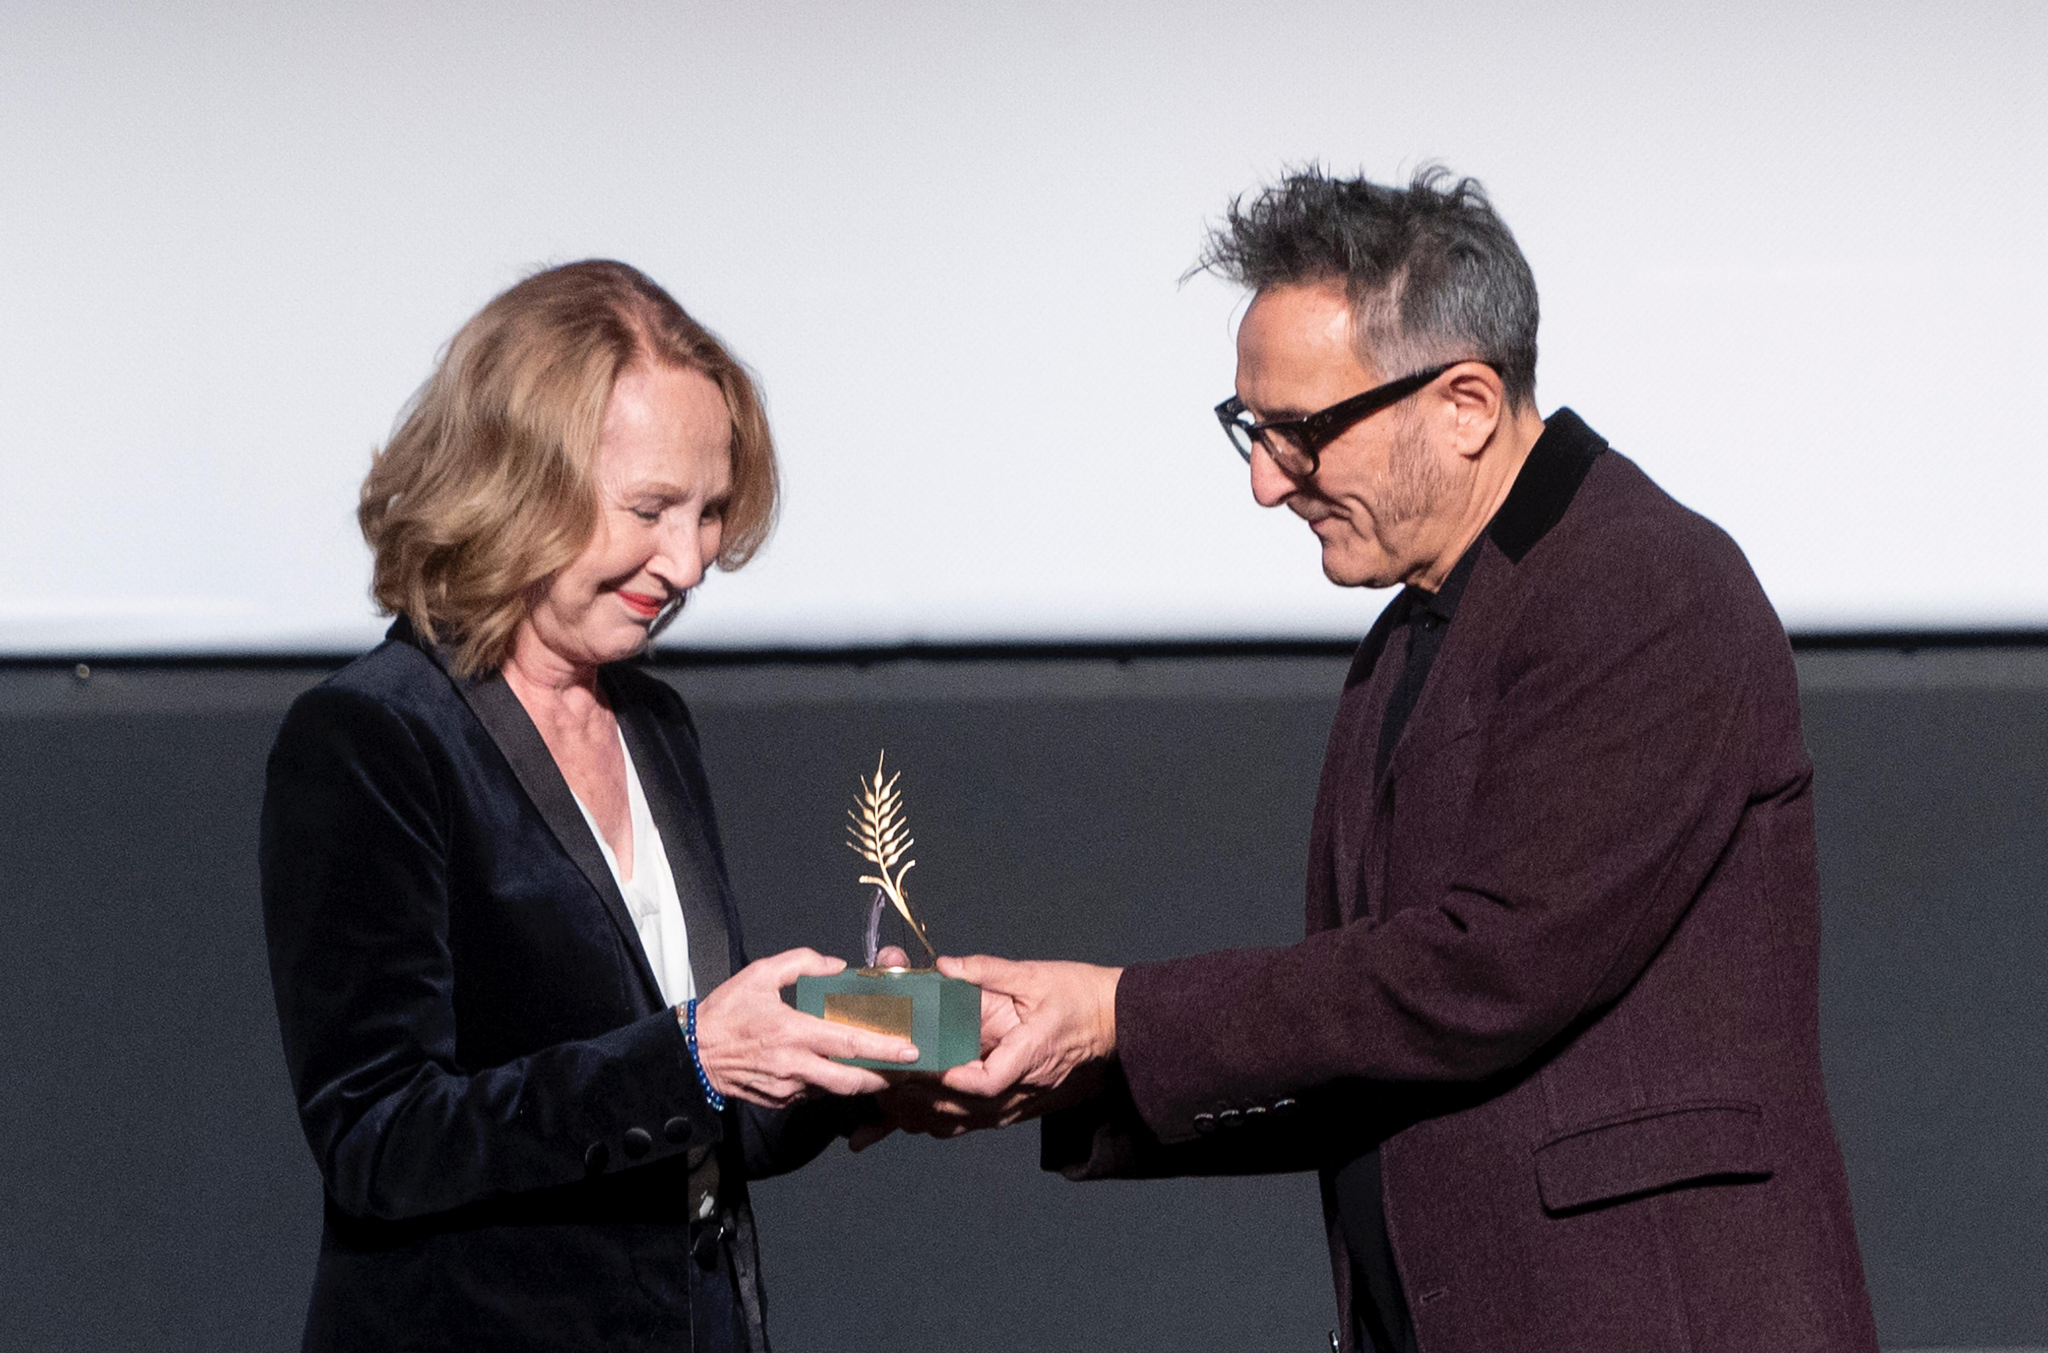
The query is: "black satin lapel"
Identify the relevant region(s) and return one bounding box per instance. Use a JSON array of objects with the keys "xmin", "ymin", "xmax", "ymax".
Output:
[
  {"xmin": 611, "ymin": 690, "xmax": 733, "ymax": 992},
  {"xmin": 452, "ymin": 672, "xmax": 667, "ymax": 1010}
]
